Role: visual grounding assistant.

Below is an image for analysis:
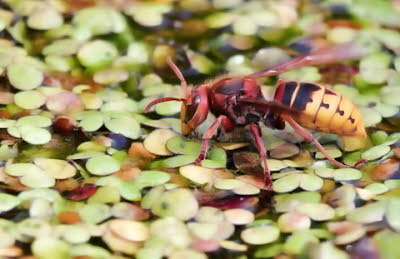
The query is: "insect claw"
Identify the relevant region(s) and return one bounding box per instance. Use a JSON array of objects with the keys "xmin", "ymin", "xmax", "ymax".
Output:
[
  {"xmin": 195, "ymin": 155, "xmax": 205, "ymax": 165},
  {"xmin": 352, "ymin": 158, "xmax": 367, "ymax": 168}
]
